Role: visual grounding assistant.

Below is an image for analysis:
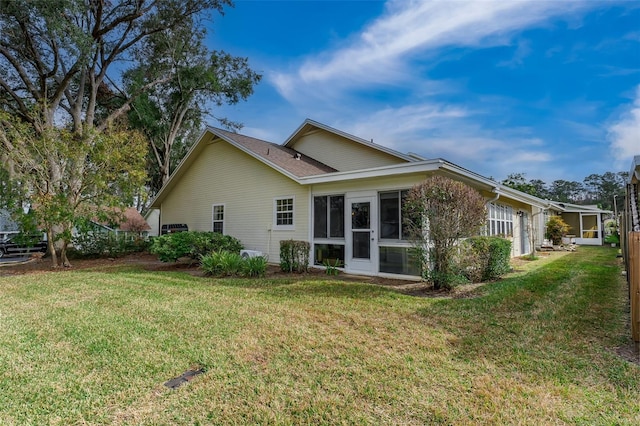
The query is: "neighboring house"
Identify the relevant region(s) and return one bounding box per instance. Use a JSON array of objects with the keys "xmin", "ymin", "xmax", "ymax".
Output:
[
  {"xmin": 149, "ymin": 119, "xmax": 592, "ymax": 278},
  {"xmin": 534, "ymin": 202, "xmax": 611, "ymax": 247},
  {"xmin": 144, "ymin": 208, "xmax": 161, "ymax": 237},
  {"xmin": 625, "ymin": 155, "xmax": 640, "ymax": 234},
  {"xmin": 85, "ymin": 207, "xmax": 151, "ymax": 237}
]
